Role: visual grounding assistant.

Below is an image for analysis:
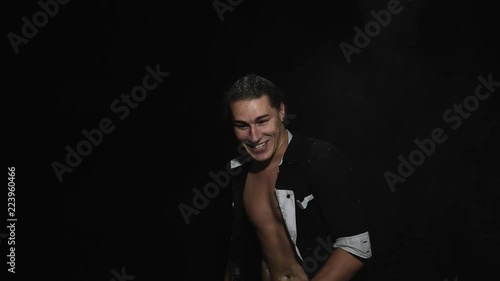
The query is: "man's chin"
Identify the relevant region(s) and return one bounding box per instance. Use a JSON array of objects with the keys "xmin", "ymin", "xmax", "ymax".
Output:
[{"xmin": 248, "ymin": 151, "xmax": 272, "ymax": 162}]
